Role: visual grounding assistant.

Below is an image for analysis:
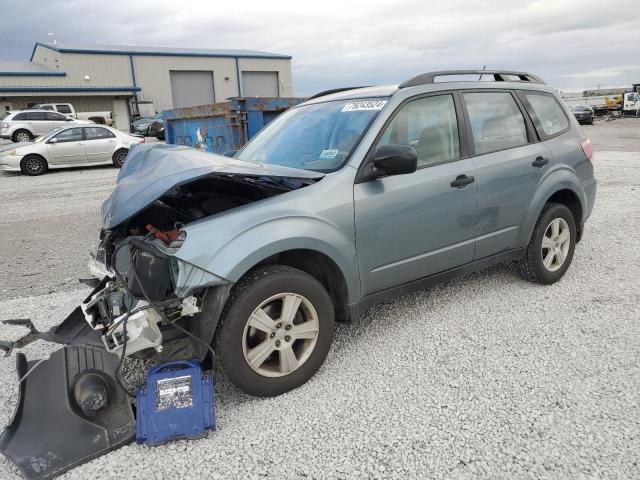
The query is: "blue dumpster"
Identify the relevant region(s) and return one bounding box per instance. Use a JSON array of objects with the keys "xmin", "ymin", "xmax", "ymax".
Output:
[{"xmin": 163, "ymin": 97, "xmax": 304, "ymax": 155}]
